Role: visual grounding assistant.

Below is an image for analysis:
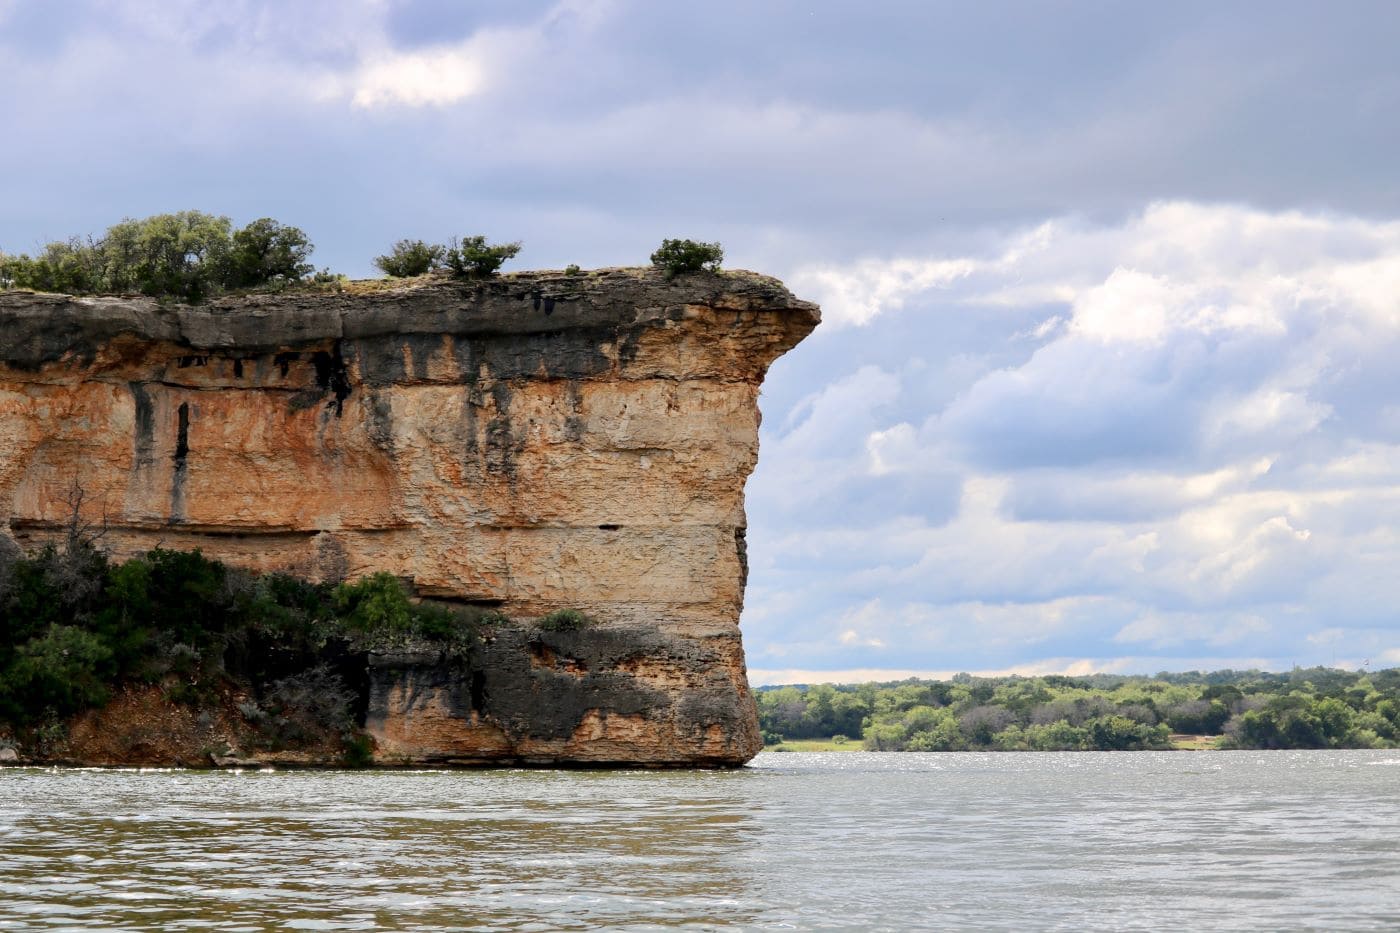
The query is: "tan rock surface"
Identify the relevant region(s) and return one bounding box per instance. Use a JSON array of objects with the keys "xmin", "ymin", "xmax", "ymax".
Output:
[{"xmin": 0, "ymin": 268, "xmax": 818, "ymax": 766}]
